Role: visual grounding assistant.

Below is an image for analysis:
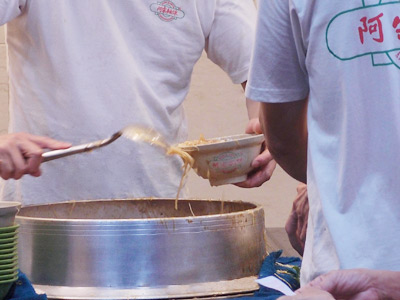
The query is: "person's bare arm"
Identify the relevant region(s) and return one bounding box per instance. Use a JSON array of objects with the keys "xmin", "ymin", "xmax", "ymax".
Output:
[
  {"xmin": 259, "ymin": 99, "xmax": 308, "ymax": 183},
  {"xmin": 235, "ymin": 82, "xmax": 277, "ymax": 188},
  {"xmin": 285, "ymin": 183, "xmax": 308, "ymax": 256},
  {"xmin": 242, "ymin": 81, "xmax": 261, "ymax": 132}
]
